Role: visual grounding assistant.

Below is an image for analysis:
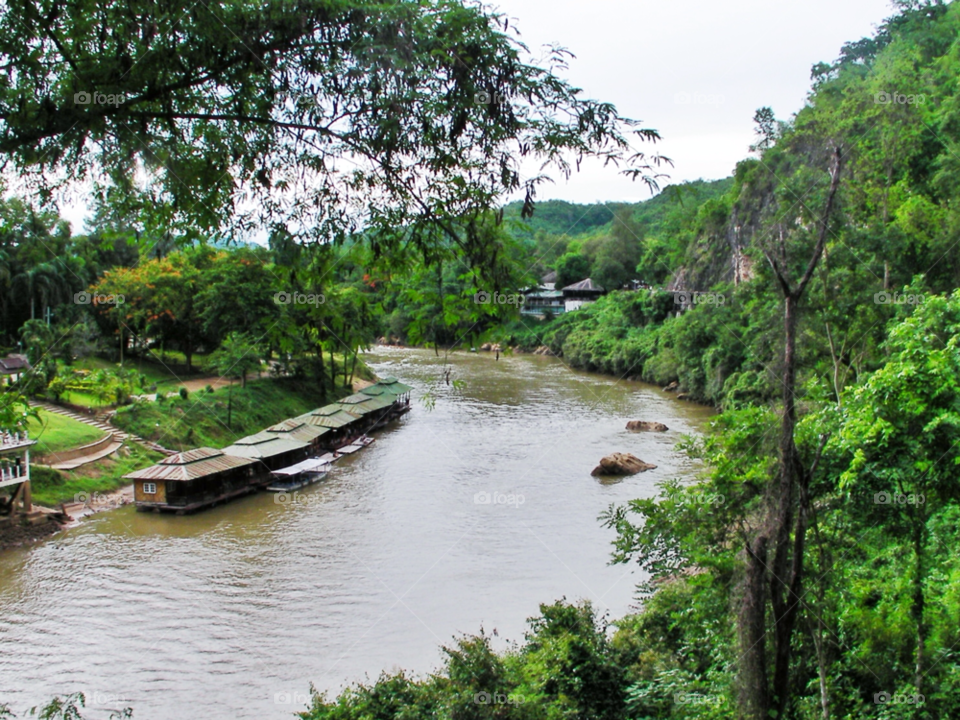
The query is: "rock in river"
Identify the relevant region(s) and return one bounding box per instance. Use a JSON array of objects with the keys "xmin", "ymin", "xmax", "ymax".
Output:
[
  {"xmin": 591, "ymin": 453, "xmax": 657, "ymax": 477},
  {"xmin": 626, "ymin": 420, "xmax": 668, "ymax": 432}
]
